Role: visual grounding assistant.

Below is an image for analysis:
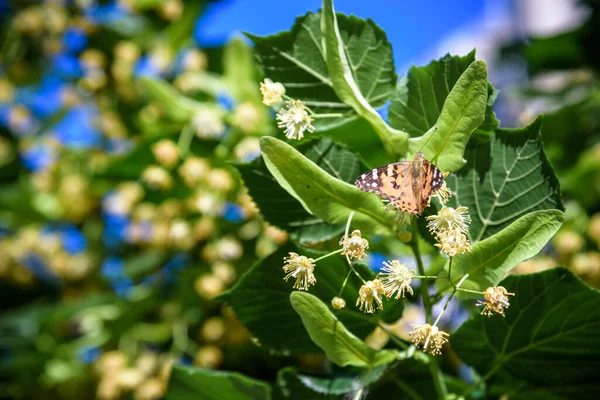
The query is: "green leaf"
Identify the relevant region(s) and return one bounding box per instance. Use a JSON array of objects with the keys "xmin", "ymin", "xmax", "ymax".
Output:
[
  {"xmin": 290, "ymin": 291, "xmax": 401, "ymax": 368},
  {"xmin": 388, "ymin": 51, "xmax": 475, "ymax": 136},
  {"xmin": 437, "ymin": 210, "xmax": 564, "ymax": 296},
  {"xmin": 321, "ymin": 0, "xmax": 406, "ymax": 156},
  {"xmin": 474, "ymin": 82, "xmax": 500, "ymax": 139},
  {"xmin": 438, "ymin": 115, "xmax": 564, "ymax": 242},
  {"xmin": 274, "ymin": 364, "xmax": 387, "ymax": 399},
  {"xmin": 223, "ymin": 36, "xmax": 261, "ymax": 103},
  {"xmin": 408, "ymin": 60, "xmax": 489, "ymax": 172},
  {"xmin": 274, "ymin": 367, "xmax": 337, "ymax": 400},
  {"xmin": 453, "ymin": 268, "xmax": 600, "ymax": 398},
  {"xmin": 138, "ymin": 77, "xmax": 217, "ymax": 122},
  {"xmin": 247, "ymin": 5, "xmax": 398, "ymax": 136},
  {"xmin": 235, "ymin": 138, "xmax": 371, "ymax": 243},
  {"xmin": 260, "ymin": 137, "xmax": 396, "ymax": 236},
  {"xmin": 166, "ymin": 364, "xmax": 271, "ymax": 400},
  {"xmin": 219, "ymin": 244, "xmax": 403, "ymax": 354}
]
